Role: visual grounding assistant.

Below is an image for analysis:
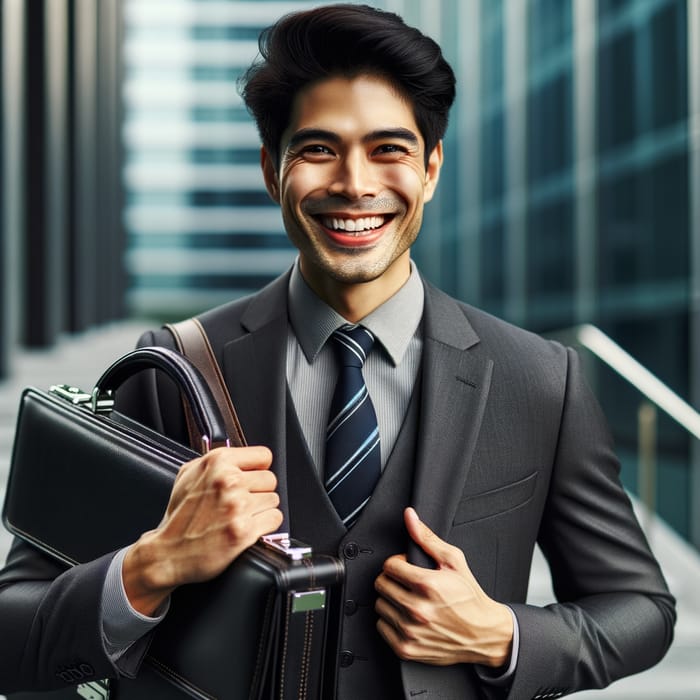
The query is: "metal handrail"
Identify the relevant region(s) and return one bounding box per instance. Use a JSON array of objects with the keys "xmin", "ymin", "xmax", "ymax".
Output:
[{"xmin": 556, "ymin": 323, "xmax": 700, "ymax": 441}]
